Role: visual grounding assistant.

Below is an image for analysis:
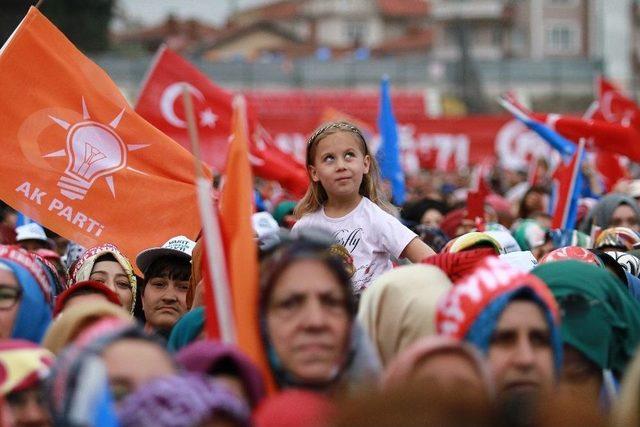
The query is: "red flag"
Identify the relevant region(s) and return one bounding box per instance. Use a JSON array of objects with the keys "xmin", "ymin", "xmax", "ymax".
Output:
[
  {"xmin": 551, "ymin": 141, "xmax": 585, "ymax": 229},
  {"xmin": 136, "ymin": 46, "xmax": 308, "ymax": 196},
  {"xmin": 532, "ymin": 112, "xmax": 640, "ymax": 162},
  {"xmin": 220, "ymin": 96, "xmax": 276, "ymax": 392},
  {"xmin": 466, "ymin": 165, "xmax": 490, "ymax": 225},
  {"xmin": 592, "ymin": 79, "xmax": 634, "ymax": 190},
  {"xmin": 597, "ymin": 77, "xmax": 640, "ymax": 128}
]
